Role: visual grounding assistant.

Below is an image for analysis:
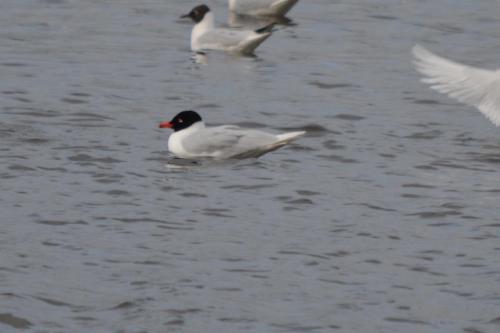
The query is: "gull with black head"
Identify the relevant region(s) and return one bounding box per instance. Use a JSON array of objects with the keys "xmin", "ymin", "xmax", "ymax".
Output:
[
  {"xmin": 159, "ymin": 110, "xmax": 305, "ymax": 159},
  {"xmin": 181, "ymin": 4, "xmax": 276, "ymax": 55}
]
